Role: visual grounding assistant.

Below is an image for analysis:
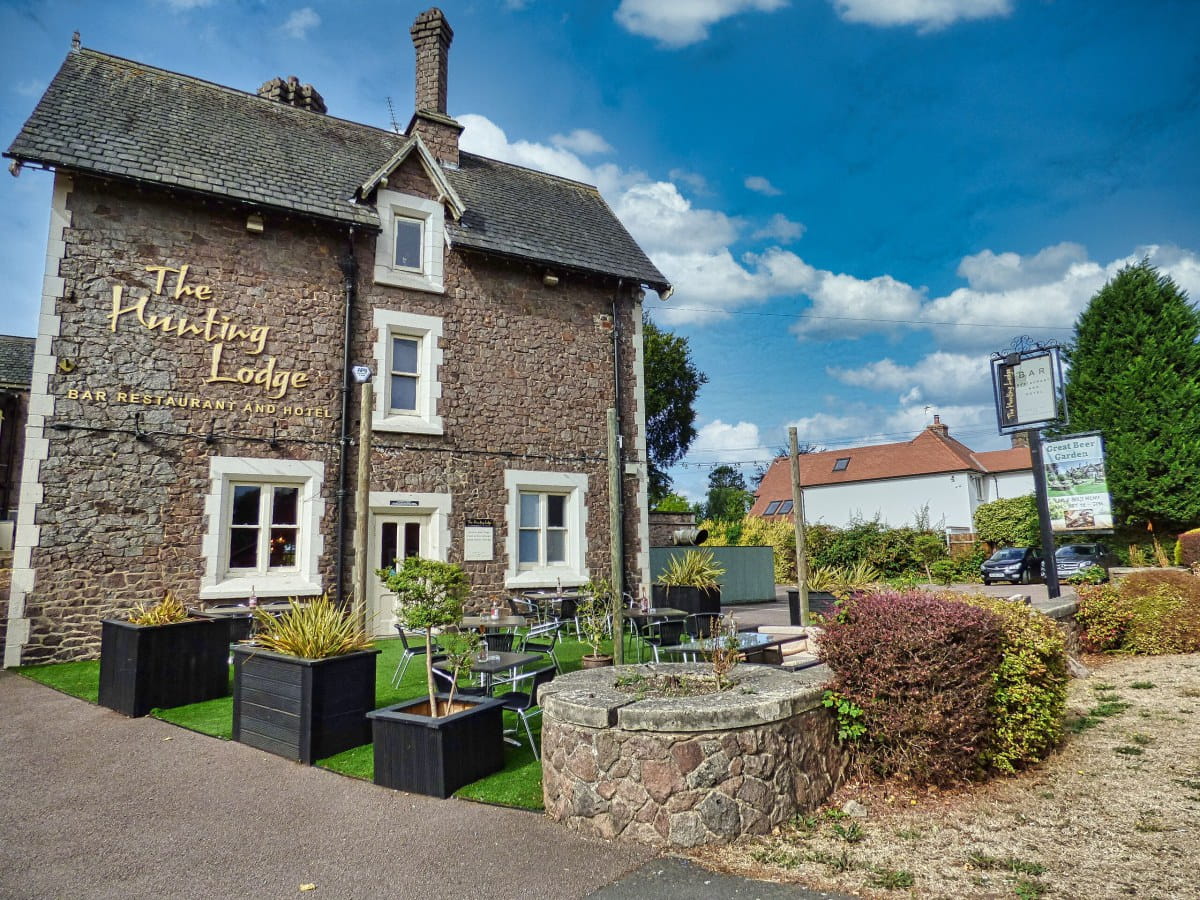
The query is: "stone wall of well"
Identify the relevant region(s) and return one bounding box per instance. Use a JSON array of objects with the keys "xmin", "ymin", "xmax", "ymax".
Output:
[
  {"xmin": 11, "ymin": 173, "xmax": 648, "ymax": 663},
  {"xmin": 540, "ymin": 665, "xmax": 851, "ymax": 847}
]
